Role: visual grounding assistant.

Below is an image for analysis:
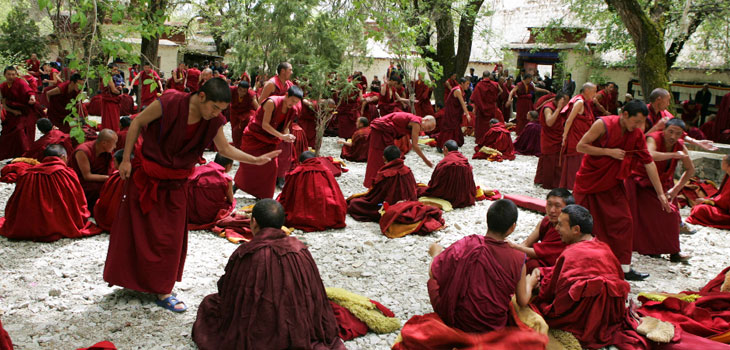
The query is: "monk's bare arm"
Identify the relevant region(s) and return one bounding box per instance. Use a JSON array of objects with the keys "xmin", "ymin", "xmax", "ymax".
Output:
[
  {"xmin": 251, "ymin": 96, "xmax": 260, "ymax": 110},
  {"xmin": 226, "ymin": 180, "xmax": 234, "ymax": 203},
  {"xmin": 683, "ymin": 135, "xmax": 717, "ymax": 151},
  {"xmin": 577, "ymin": 120, "xmax": 626, "ymax": 159},
  {"xmin": 45, "ymin": 86, "xmax": 61, "ymax": 98},
  {"xmin": 644, "ymin": 161, "xmax": 671, "ymax": 212},
  {"xmin": 257, "ymin": 82, "xmax": 274, "ymax": 104},
  {"xmin": 515, "ymin": 265, "xmax": 530, "ymax": 307},
  {"xmin": 410, "ymin": 124, "xmax": 433, "ymax": 168},
  {"xmin": 213, "ymin": 128, "xmax": 280, "ymax": 165},
  {"xmin": 593, "ymin": 94, "xmax": 609, "ymax": 115},
  {"xmin": 668, "ymin": 144, "xmax": 695, "ymax": 201},
  {"xmin": 259, "ymin": 100, "xmax": 291, "ymax": 141},
  {"xmin": 510, "ymin": 242, "xmax": 537, "ymax": 258},
  {"xmin": 521, "ymin": 223, "xmax": 542, "ymax": 247},
  {"xmin": 534, "ymin": 85, "xmax": 550, "ymax": 94},
  {"xmin": 544, "ymin": 107, "xmax": 559, "ymax": 127},
  {"xmin": 455, "ymin": 89, "xmax": 470, "ymax": 118},
  {"xmin": 646, "ymin": 137, "xmax": 677, "ymax": 161},
  {"xmin": 118, "ymin": 100, "xmax": 164, "ymax": 179},
  {"xmin": 562, "ymin": 100, "xmax": 583, "ymax": 144},
  {"xmin": 506, "ymin": 86, "xmax": 518, "ymax": 106},
  {"xmin": 75, "ymin": 152, "xmax": 109, "ymax": 182},
  {"xmin": 497, "ymin": 83, "xmax": 503, "ymax": 95},
  {"xmin": 109, "ymin": 78, "xmax": 121, "ymax": 95},
  {"xmin": 428, "ymin": 243, "xmax": 444, "ymax": 278}
]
